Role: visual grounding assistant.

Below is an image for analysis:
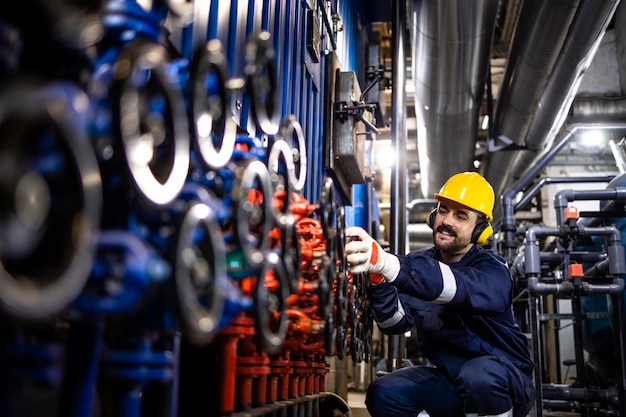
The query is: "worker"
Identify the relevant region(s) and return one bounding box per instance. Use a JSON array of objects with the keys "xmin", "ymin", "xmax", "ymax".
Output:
[{"xmin": 345, "ymin": 172, "xmax": 535, "ymax": 417}]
